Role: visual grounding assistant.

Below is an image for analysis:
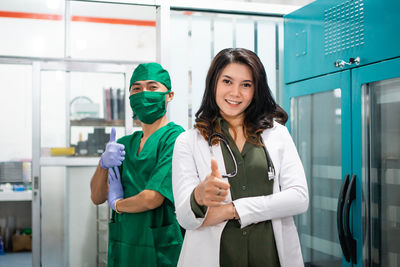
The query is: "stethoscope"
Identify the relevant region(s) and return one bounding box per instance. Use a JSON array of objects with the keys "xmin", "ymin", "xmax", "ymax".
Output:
[{"xmin": 208, "ymin": 132, "xmax": 276, "ymax": 180}]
